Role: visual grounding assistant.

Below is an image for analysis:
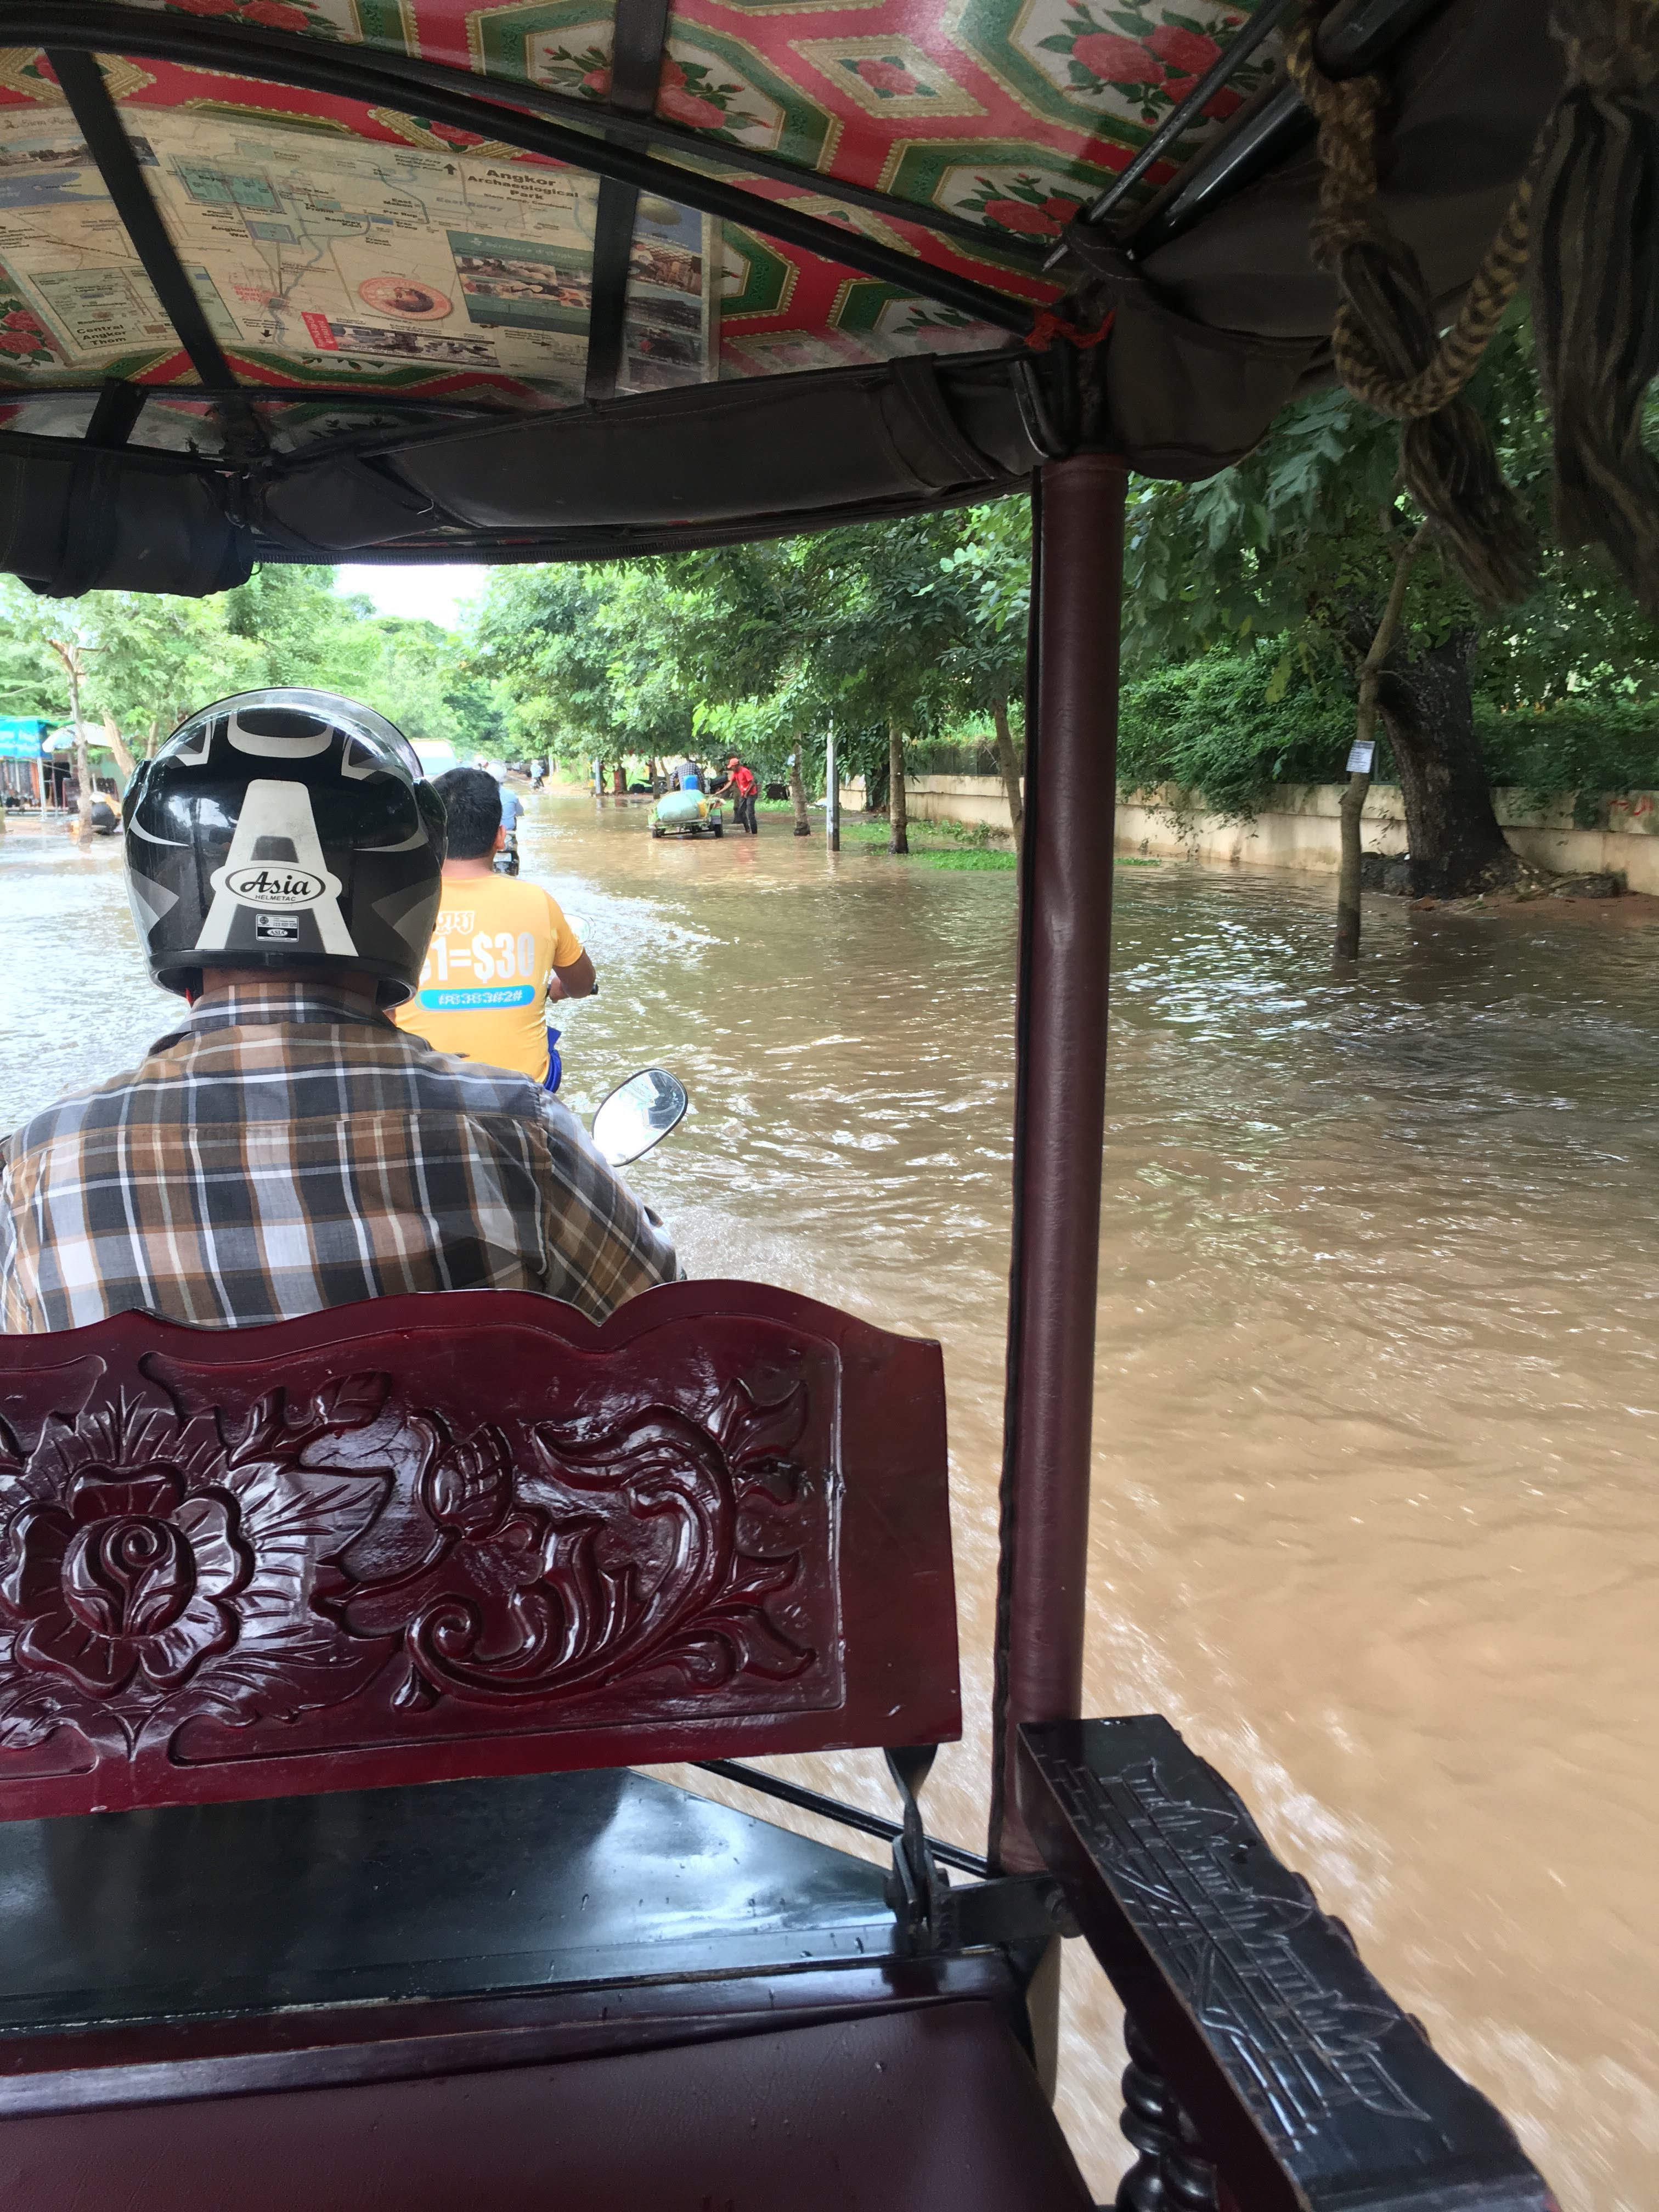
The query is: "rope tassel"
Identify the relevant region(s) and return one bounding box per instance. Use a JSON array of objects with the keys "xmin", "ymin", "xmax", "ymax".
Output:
[
  {"xmin": 1529, "ymin": 0, "xmax": 1659, "ymax": 622},
  {"xmin": 1286, "ymin": 5, "xmax": 1539, "ymax": 608}
]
